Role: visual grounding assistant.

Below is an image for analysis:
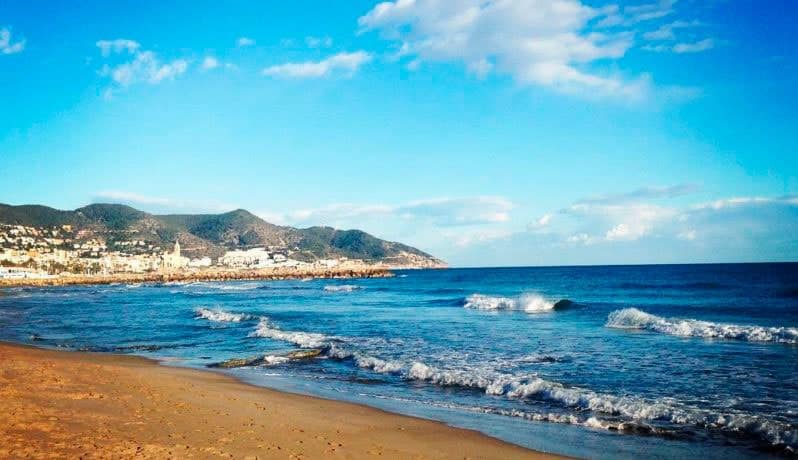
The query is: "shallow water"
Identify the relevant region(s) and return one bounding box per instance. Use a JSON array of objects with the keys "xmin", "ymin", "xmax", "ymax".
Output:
[{"xmin": 1, "ymin": 264, "xmax": 796, "ymax": 458}]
